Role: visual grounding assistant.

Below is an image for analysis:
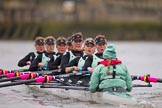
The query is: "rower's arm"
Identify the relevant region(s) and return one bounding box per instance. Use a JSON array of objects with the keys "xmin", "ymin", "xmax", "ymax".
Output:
[
  {"xmin": 29, "ymin": 54, "xmax": 42, "ymax": 71},
  {"xmin": 65, "ymin": 57, "xmax": 80, "ymax": 73},
  {"xmin": 124, "ymin": 65, "xmax": 133, "ymax": 92},
  {"xmin": 60, "ymin": 52, "xmax": 70, "ymax": 67},
  {"xmin": 89, "ymin": 65, "xmax": 101, "ymax": 93},
  {"xmin": 48, "ymin": 55, "xmax": 62, "ymax": 70},
  {"xmin": 82, "ymin": 55, "xmax": 93, "ymax": 70},
  {"xmin": 18, "ymin": 52, "xmax": 35, "ymax": 67},
  {"xmin": 60, "ymin": 52, "xmax": 70, "ymax": 73}
]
